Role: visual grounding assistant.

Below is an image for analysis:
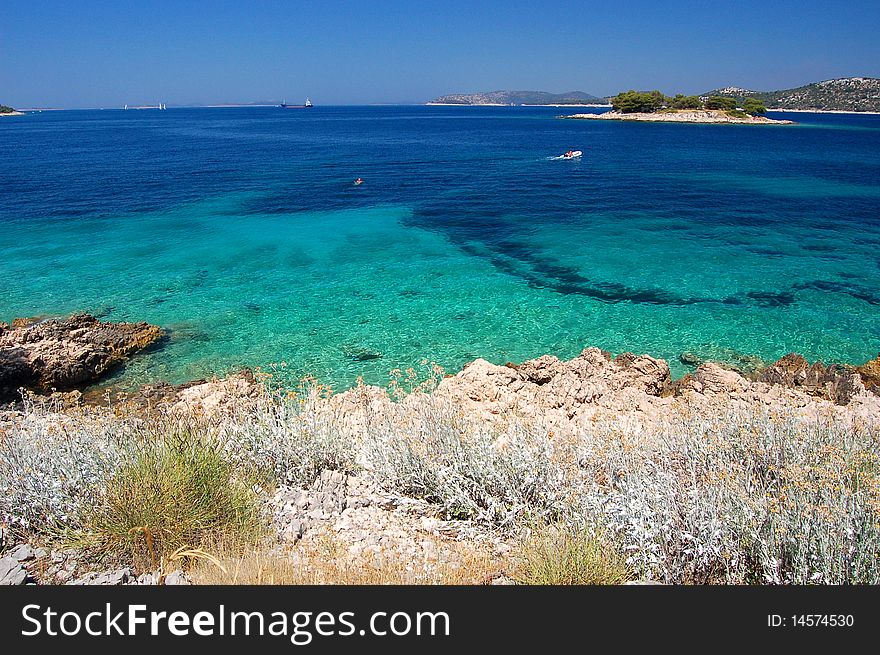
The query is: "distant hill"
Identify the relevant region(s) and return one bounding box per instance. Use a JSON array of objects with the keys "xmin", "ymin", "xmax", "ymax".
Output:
[
  {"xmin": 428, "ymin": 90, "xmax": 609, "ymax": 105},
  {"xmin": 704, "ymin": 77, "xmax": 880, "ymax": 112}
]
